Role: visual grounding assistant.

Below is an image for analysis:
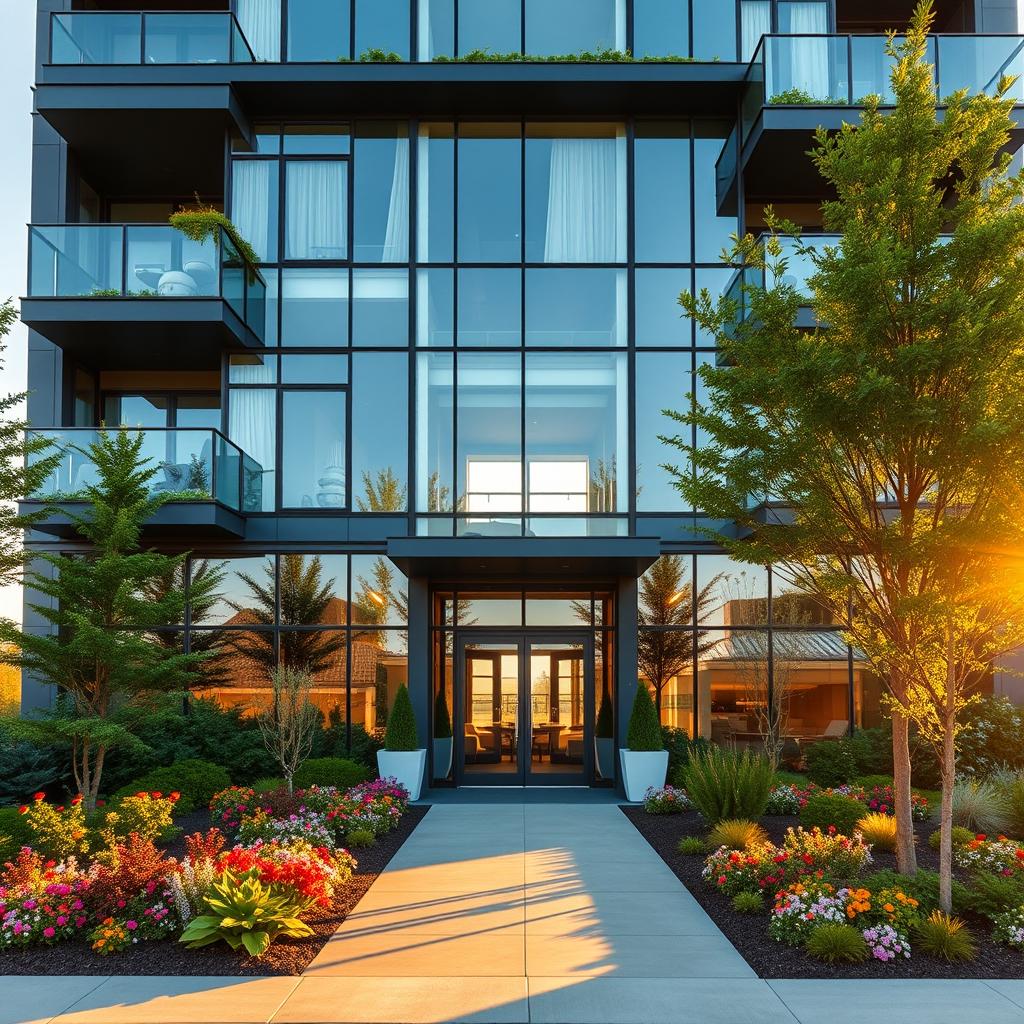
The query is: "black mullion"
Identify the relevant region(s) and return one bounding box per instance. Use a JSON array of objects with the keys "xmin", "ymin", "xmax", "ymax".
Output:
[
  {"xmin": 519, "ymin": 120, "xmax": 526, "ymax": 534},
  {"xmin": 350, "ymin": 0, "xmax": 357, "ymax": 61},
  {"xmin": 520, "ymin": 0, "xmax": 526, "ymax": 54}
]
